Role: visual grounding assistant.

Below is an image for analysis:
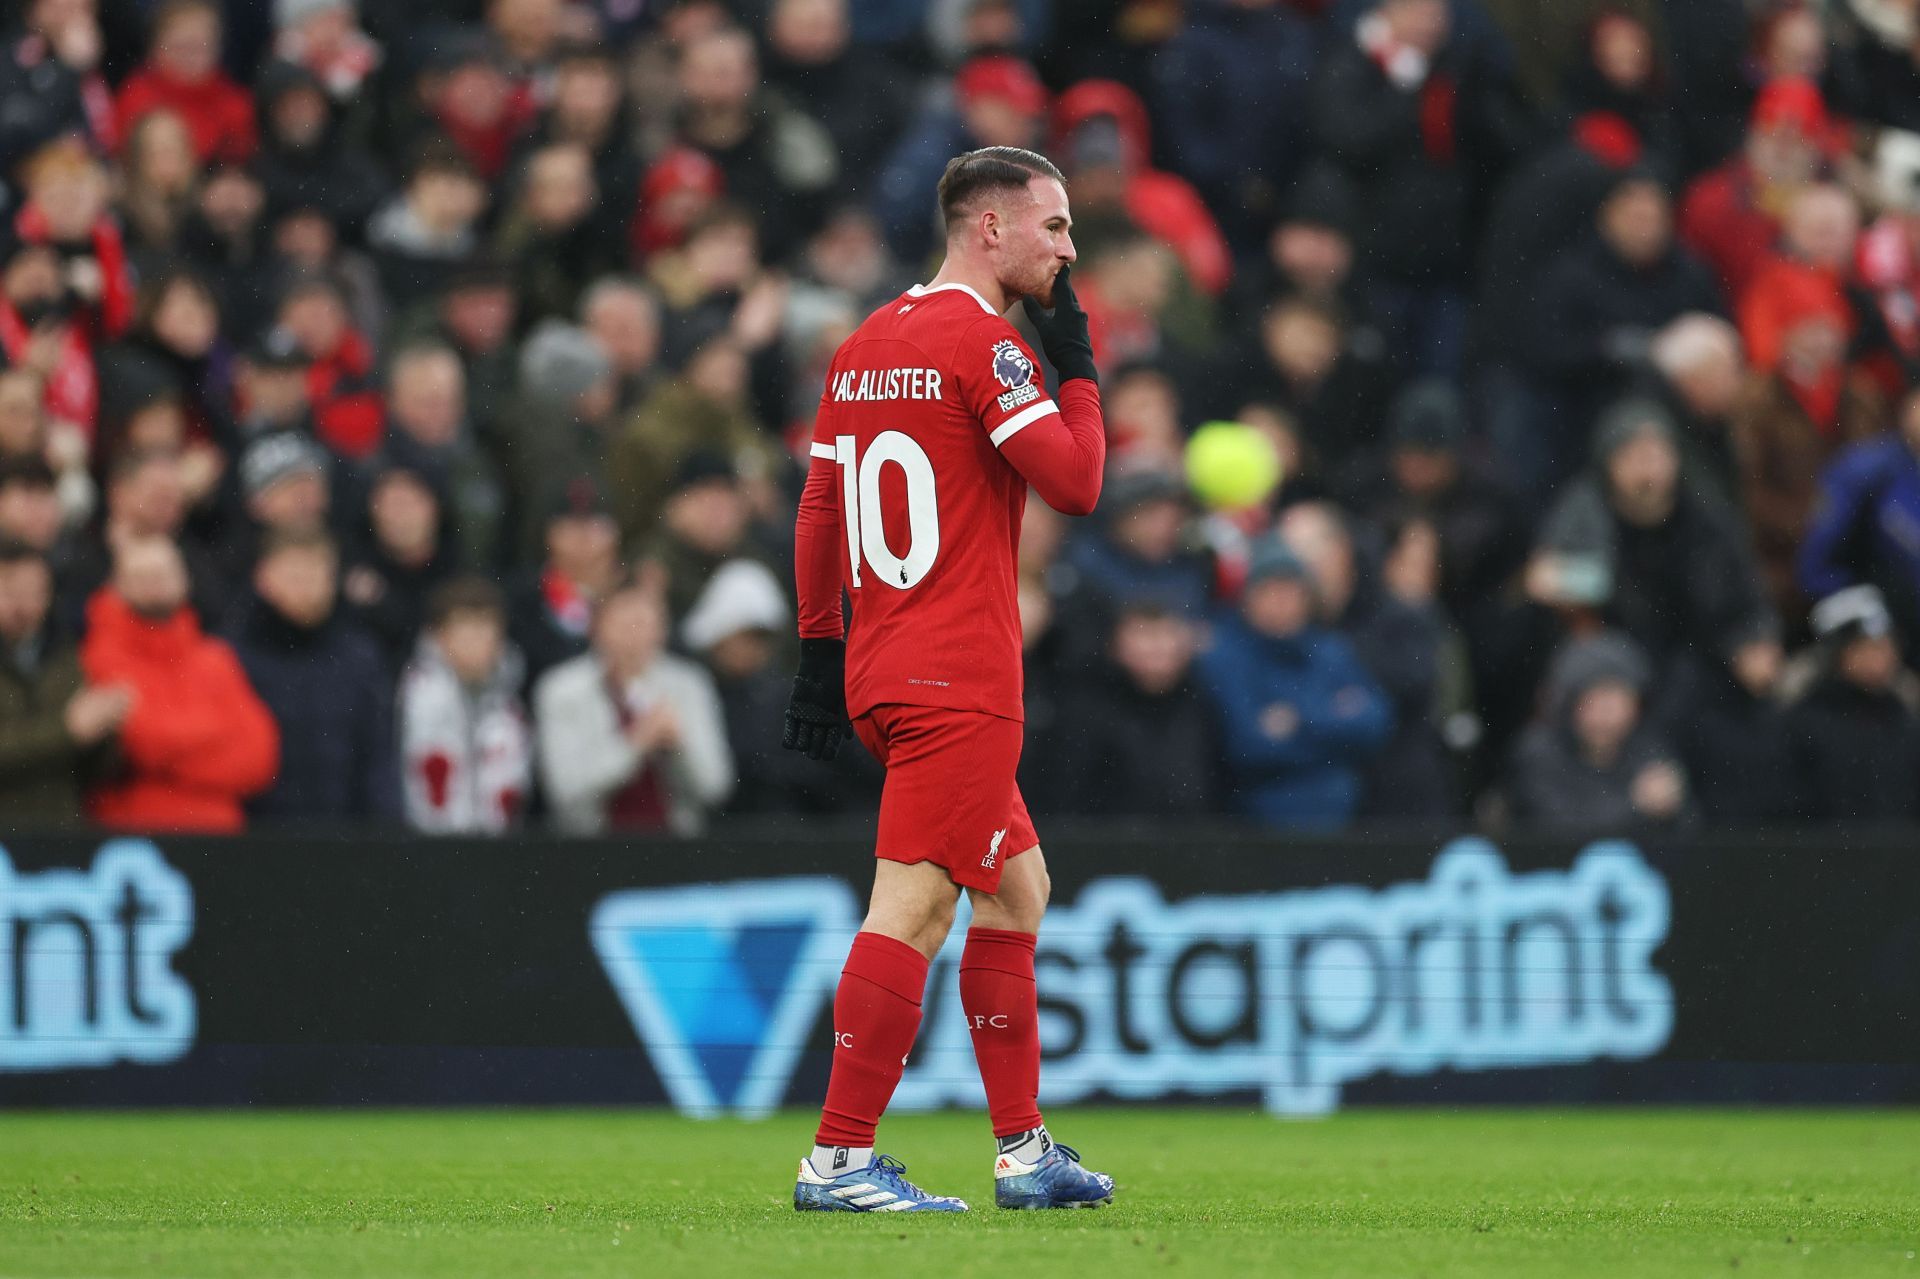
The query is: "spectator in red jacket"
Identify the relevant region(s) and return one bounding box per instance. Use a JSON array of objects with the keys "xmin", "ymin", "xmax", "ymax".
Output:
[
  {"xmin": 114, "ymin": 0, "xmax": 257, "ymax": 165},
  {"xmin": 1051, "ymin": 79, "xmax": 1232, "ymax": 297},
  {"xmin": 1680, "ymin": 77, "xmax": 1834, "ymax": 303},
  {"xmin": 12, "ymin": 139, "xmax": 136, "ymax": 341},
  {"xmin": 80, "ymin": 534, "xmax": 280, "ymax": 831}
]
